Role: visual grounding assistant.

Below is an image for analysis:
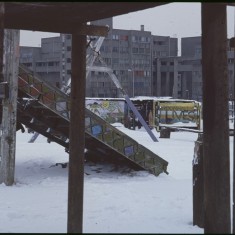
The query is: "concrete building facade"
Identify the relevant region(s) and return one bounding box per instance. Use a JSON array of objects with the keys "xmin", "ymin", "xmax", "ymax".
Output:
[
  {"xmin": 153, "ymin": 36, "xmax": 235, "ymax": 101},
  {"xmin": 20, "ymin": 20, "xmax": 234, "ymax": 102},
  {"xmin": 20, "ymin": 18, "xmax": 178, "ymax": 97}
]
